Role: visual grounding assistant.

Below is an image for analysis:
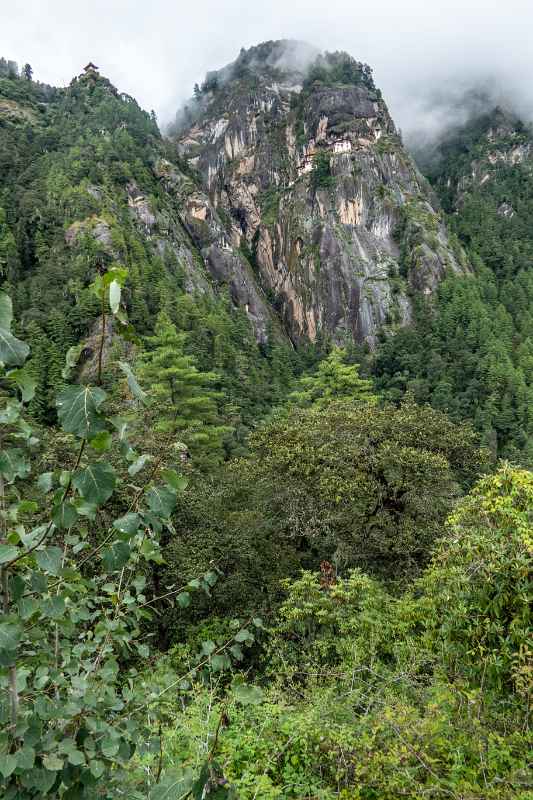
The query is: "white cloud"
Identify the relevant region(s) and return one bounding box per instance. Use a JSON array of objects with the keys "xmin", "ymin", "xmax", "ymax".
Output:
[{"xmin": 3, "ymin": 0, "xmax": 533, "ymax": 133}]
